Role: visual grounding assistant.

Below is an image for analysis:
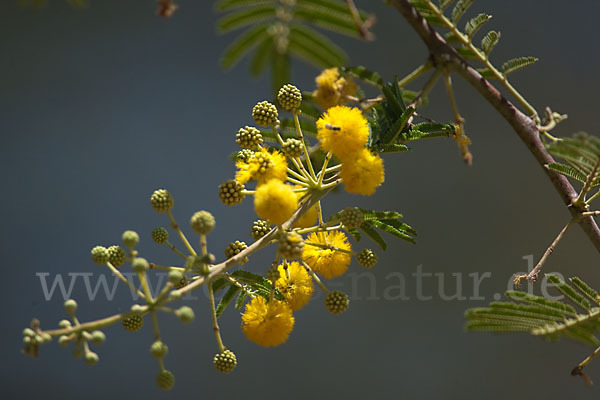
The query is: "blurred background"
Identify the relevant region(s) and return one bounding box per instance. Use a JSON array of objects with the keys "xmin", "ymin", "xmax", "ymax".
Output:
[{"xmin": 2, "ymin": 0, "xmax": 600, "ymax": 398}]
